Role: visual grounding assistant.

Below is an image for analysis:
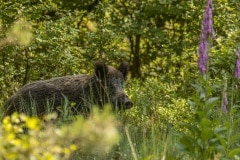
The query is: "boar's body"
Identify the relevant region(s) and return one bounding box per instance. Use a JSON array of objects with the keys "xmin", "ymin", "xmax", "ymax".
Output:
[{"xmin": 4, "ymin": 61, "xmax": 133, "ymax": 116}]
